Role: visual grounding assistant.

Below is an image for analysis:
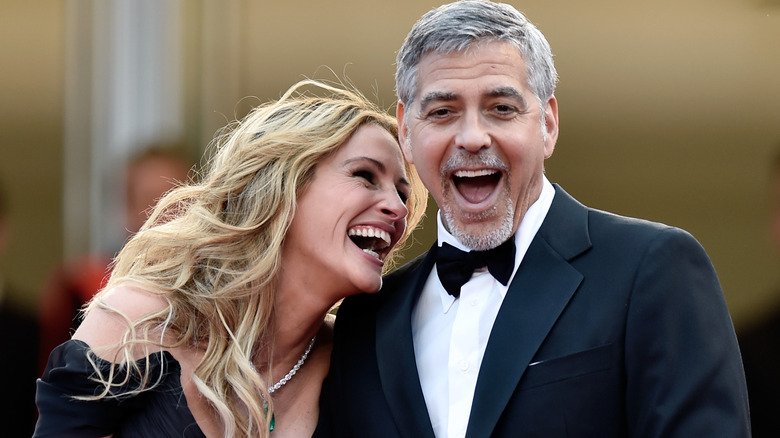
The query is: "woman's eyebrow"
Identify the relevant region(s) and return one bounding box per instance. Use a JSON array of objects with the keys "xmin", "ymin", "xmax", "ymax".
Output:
[{"xmin": 344, "ymin": 156, "xmax": 385, "ymax": 172}]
